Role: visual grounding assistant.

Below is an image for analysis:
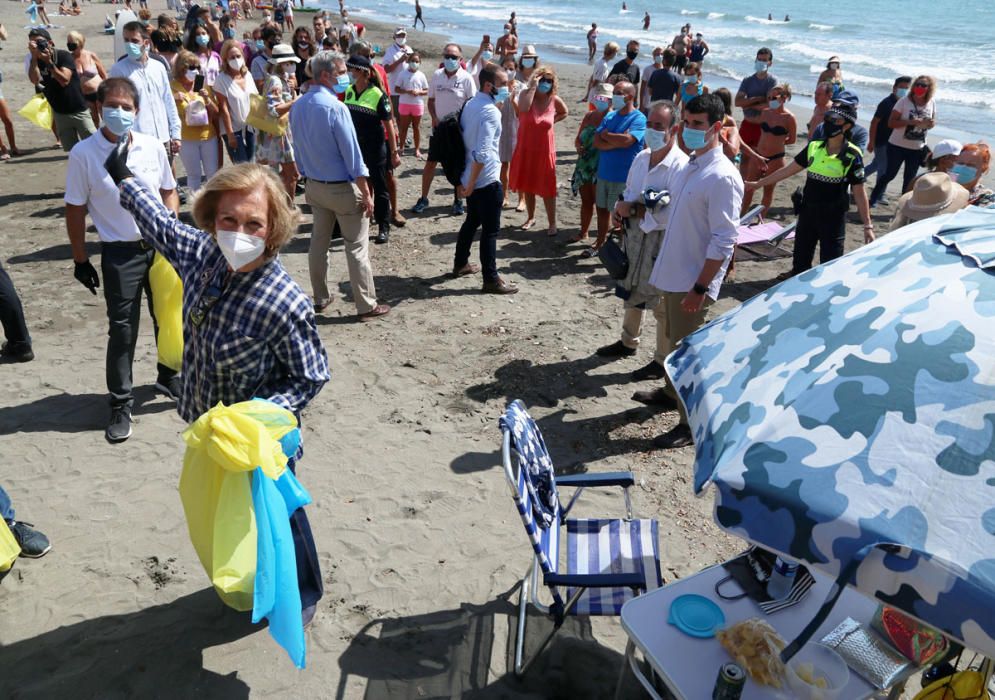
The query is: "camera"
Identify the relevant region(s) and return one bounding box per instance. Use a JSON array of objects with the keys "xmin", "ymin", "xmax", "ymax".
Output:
[{"xmin": 35, "ymin": 38, "xmax": 49, "ymax": 51}]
